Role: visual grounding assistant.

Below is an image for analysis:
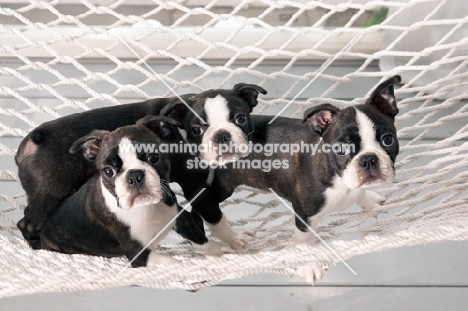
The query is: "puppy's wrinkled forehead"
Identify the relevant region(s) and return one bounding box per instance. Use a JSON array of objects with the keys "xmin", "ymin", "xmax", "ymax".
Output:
[
  {"xmin": 204, "ymin": 95, "xmax": 230, "ymax": 126},
  {"xmin": 97, "ymin": 128, "xmax": 161, "ymax": 167},
  {"xmin": 330, "ymin": 105, "xmax": 396, "ymax": 138},
  {"xmin": 355, "ymin": 104, "xmax": 397, "ymax": 134},
  {"xmin": 325, "ymin": 107, "xmax": 359, "ymax": 140},
  {"xmin": 193, "ymin": 94, "xmax": 251, "ymax": 122}
]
